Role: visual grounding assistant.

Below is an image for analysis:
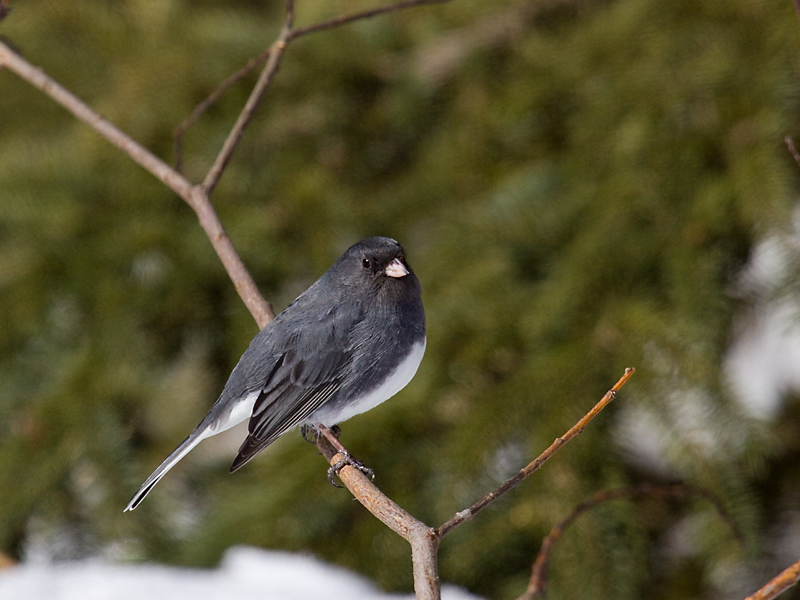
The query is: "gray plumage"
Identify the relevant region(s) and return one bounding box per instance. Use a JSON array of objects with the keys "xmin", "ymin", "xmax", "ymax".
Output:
[{"xmin": 125, "ymin": 237, "xmax": 425, "ymax": 511}]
